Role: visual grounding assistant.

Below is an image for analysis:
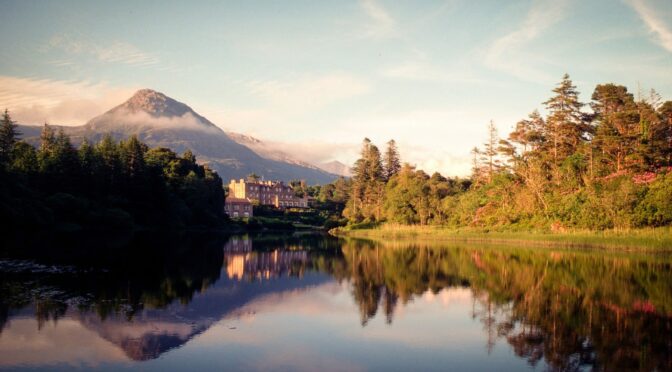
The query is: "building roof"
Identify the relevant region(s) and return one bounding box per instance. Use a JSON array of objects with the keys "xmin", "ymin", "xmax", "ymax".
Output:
[{"xmin": 225, "ymin": 197, "xmax": 252, "ymax": 204}]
